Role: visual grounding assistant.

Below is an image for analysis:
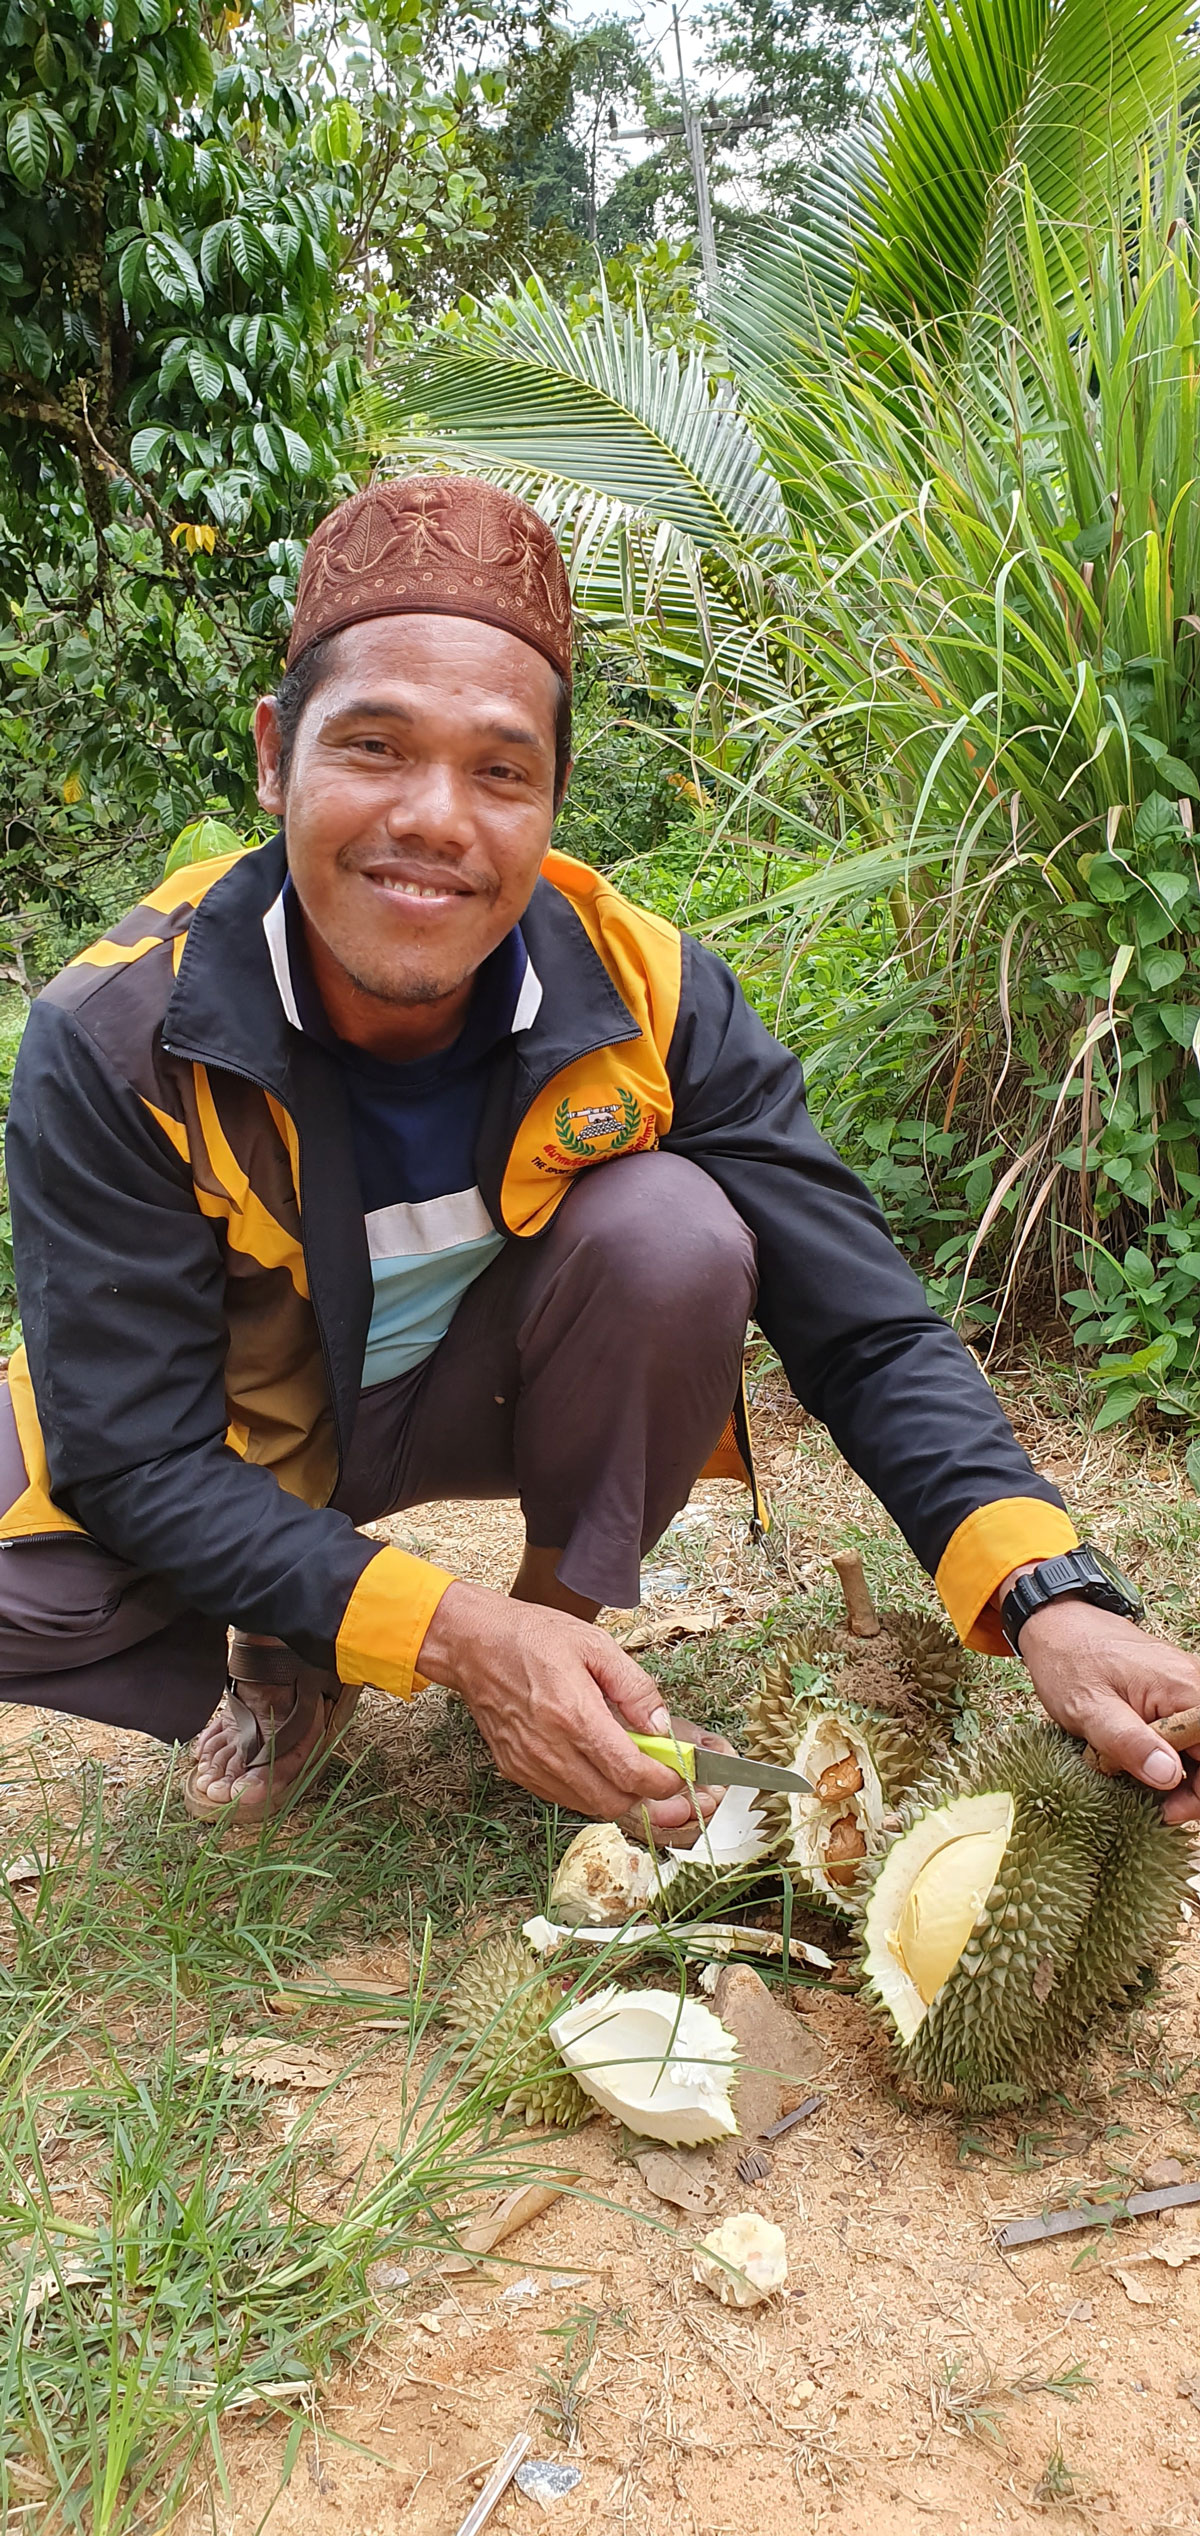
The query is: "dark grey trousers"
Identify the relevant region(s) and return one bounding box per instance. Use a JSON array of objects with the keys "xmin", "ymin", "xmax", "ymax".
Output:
[{"xmin": 0, "ymin": 1153, "xmax": 756, "ymax": 1742}]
